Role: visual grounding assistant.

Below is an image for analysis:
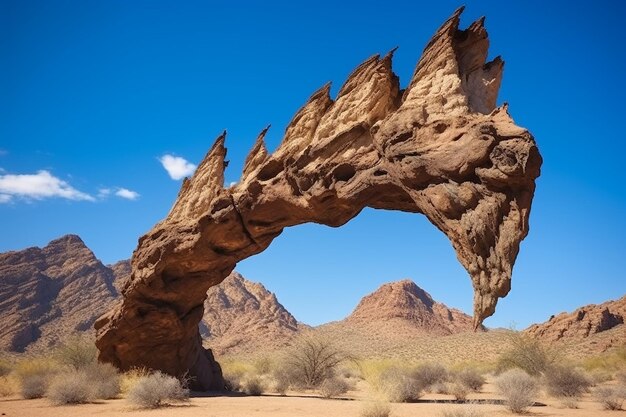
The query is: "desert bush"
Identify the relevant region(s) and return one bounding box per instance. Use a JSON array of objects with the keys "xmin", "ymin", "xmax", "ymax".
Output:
[
  {"xmin": 319, "ymin": 376, "xmax": 350, "ymax": 398},
  {"xmin": 544, "ymin": 365, "xmax": 591, "ymax": 399},
  {"xmin": 53, "ymin": 335, "xmax": 98, "ymax": 370},
  {"xmin": 616, "ymin": 370, "xmax": 626, "ymax": 384},
  {"xmin": 378, "ymin": 366, "xmax": 423, "ymax": 403},
  {"xmin": 241, "ymin": 375, "xmax": 264, "ymax": 396},
  {"xmin": 86, "ymin": 362, "xmax": 120, "ymax": 399},
  {"xmin": 126, "ymin": 371, "xmax": 189, "ymax": 408},
  {"xmin": 14, "ymin": 358, "xmax": 58, "ymax": 399},
  {"xmin": 0, "ymin": 376, "xmax": 15, "ymax": 397},
  {"xmin": 270, "ymin": 366, "xmax": 291, "ymax": 395},
  {"xmin": 595, "ymin": 386, "xmax": 625, "ymax": 410},
  {"xmin": 494, "ymin": 368, "xmax": 539, "ymax": 413},
  {"xmin": 360, "ymin": 401, "xmax": 392, "ymax": 417},
  {"xmin": 454, "ymin": 368, "xmax": 485, "ymax": 392},
  {"xmin": 120, "ymin": 367, "xmax": 150, "ymax": 394},
  {"xmin": 440, "ymin": 407, "xmax": 484, "ymax": 417},
  {"xmin": 252, "ymin": 356, "xmax": 273, "ymax": 375},
  {"xmin": 497, "ymin": 333, "xmax": 557, "ymax": 376},
  {"xmin": 413, "ymin": 362, "xmax": 449, "ymax": 390},
  {"xmin": 432, "ymin": 382, "xmax": 450, "ymax": 394},
  {"xmin": 284, "ymin": 335, "xmax": 345, "ymax": 388},
  {"xmin": 449, "ymin": 382, "xmax": 469, "ymax": 402},
  {"xmin": 0, "ymin": 359, "xmax": 12, "ymax": 377},
  {"xmin": 588, "ymin": 369, "xmax": 613, "ymax": 385},
  {"xmin": 47, "ymin": 370, "xmax": 94, "ymax": 405}
]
